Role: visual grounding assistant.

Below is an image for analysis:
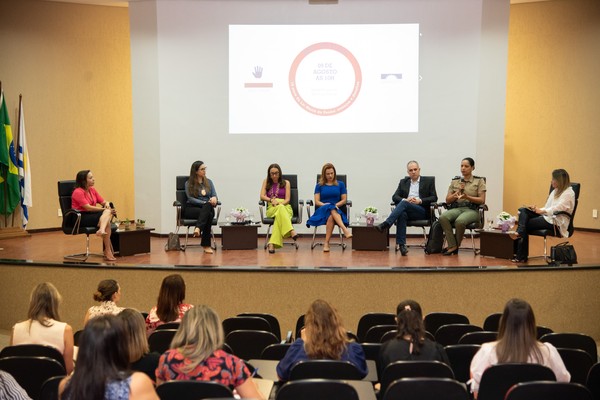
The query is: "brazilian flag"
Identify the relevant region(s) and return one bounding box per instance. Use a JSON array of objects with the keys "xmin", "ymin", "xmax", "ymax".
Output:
[{"xmin": 0, "ymin": 92, "xmax": 21, "ymax": 215}]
